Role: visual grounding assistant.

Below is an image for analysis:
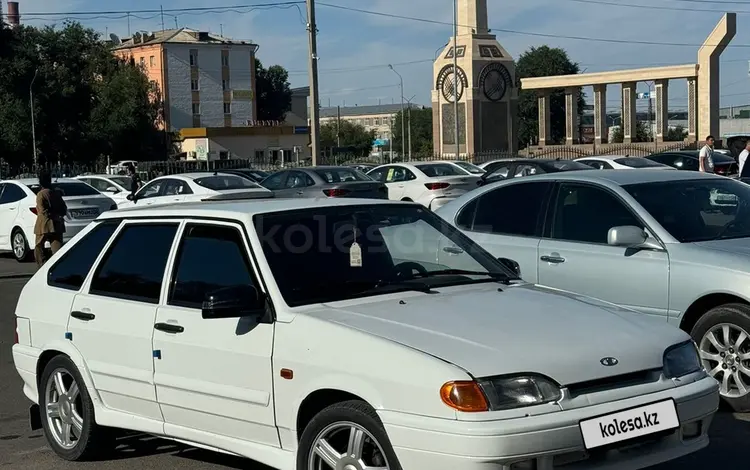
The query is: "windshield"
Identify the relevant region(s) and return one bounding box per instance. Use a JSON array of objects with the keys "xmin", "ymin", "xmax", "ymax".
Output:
[
  {"xmin": 540, "ymin": 160, "xmax": 594, "ymax": 171},
  {"xmin": 314, "ymin": 168, "xmax": 371, "ymax": 183},
  {"xmin": 415, "ymin": 163, "xmax": 465, "ymax": 177},
  {"xmin": 624, "ymin": 178, "xmax": 750, "ymax": 242},
  {"xmin": 255, "ymin": 205, "xmax": 516, "ymax": 306},
  {"xmin": 26, "ymin": 182, "xmax": 100, "ymax": 197},
  {"xmin": 614, "ymin": 157, "xmax": 669, "ymax": 168},
  {"xmin": 452, "ymin": 161, "xmax": 485, "ymax": 174},
  {"xmin": 194, "ymin": 175, "xmax": 261, "ymax": 191},
  {"xmin": 108, "ymin": 176, "xmax": 132, "ymax": 188}
]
